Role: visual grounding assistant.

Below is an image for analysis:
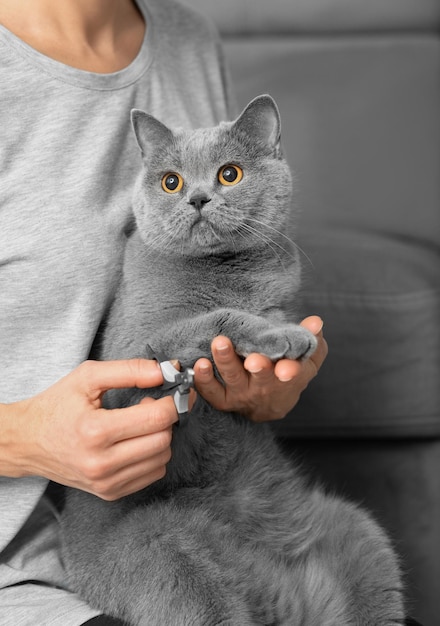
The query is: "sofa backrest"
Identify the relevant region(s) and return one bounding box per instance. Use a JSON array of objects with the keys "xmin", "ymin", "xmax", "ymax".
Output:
[{"xmin": 186, "ymin": 0, "xmax": 440, "ymax": 35}]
